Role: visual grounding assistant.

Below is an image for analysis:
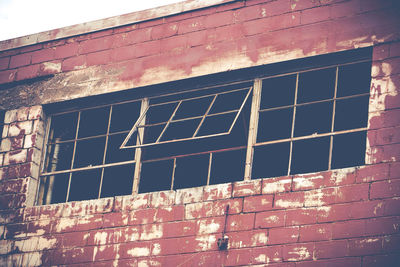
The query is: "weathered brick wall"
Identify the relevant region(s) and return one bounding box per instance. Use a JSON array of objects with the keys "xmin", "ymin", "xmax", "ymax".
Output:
[{"xmin": 0, "ymin": 0, "xmax": 399, "ymax": 266}]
